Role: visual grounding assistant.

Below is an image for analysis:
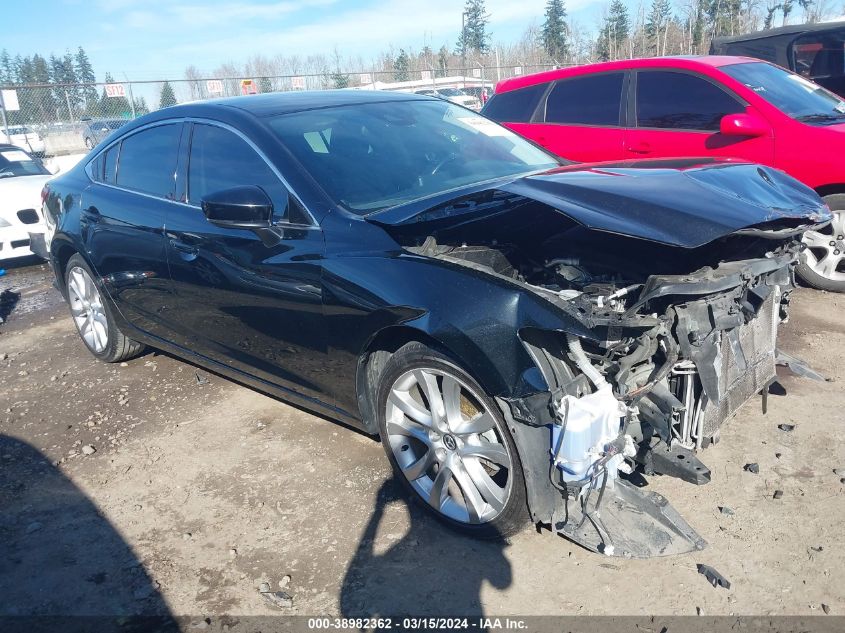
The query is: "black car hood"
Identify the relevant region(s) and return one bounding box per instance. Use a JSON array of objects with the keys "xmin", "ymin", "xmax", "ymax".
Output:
[{"xmin": 369, "ymin": 159, "xmax": 831, "ymax": 248}]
